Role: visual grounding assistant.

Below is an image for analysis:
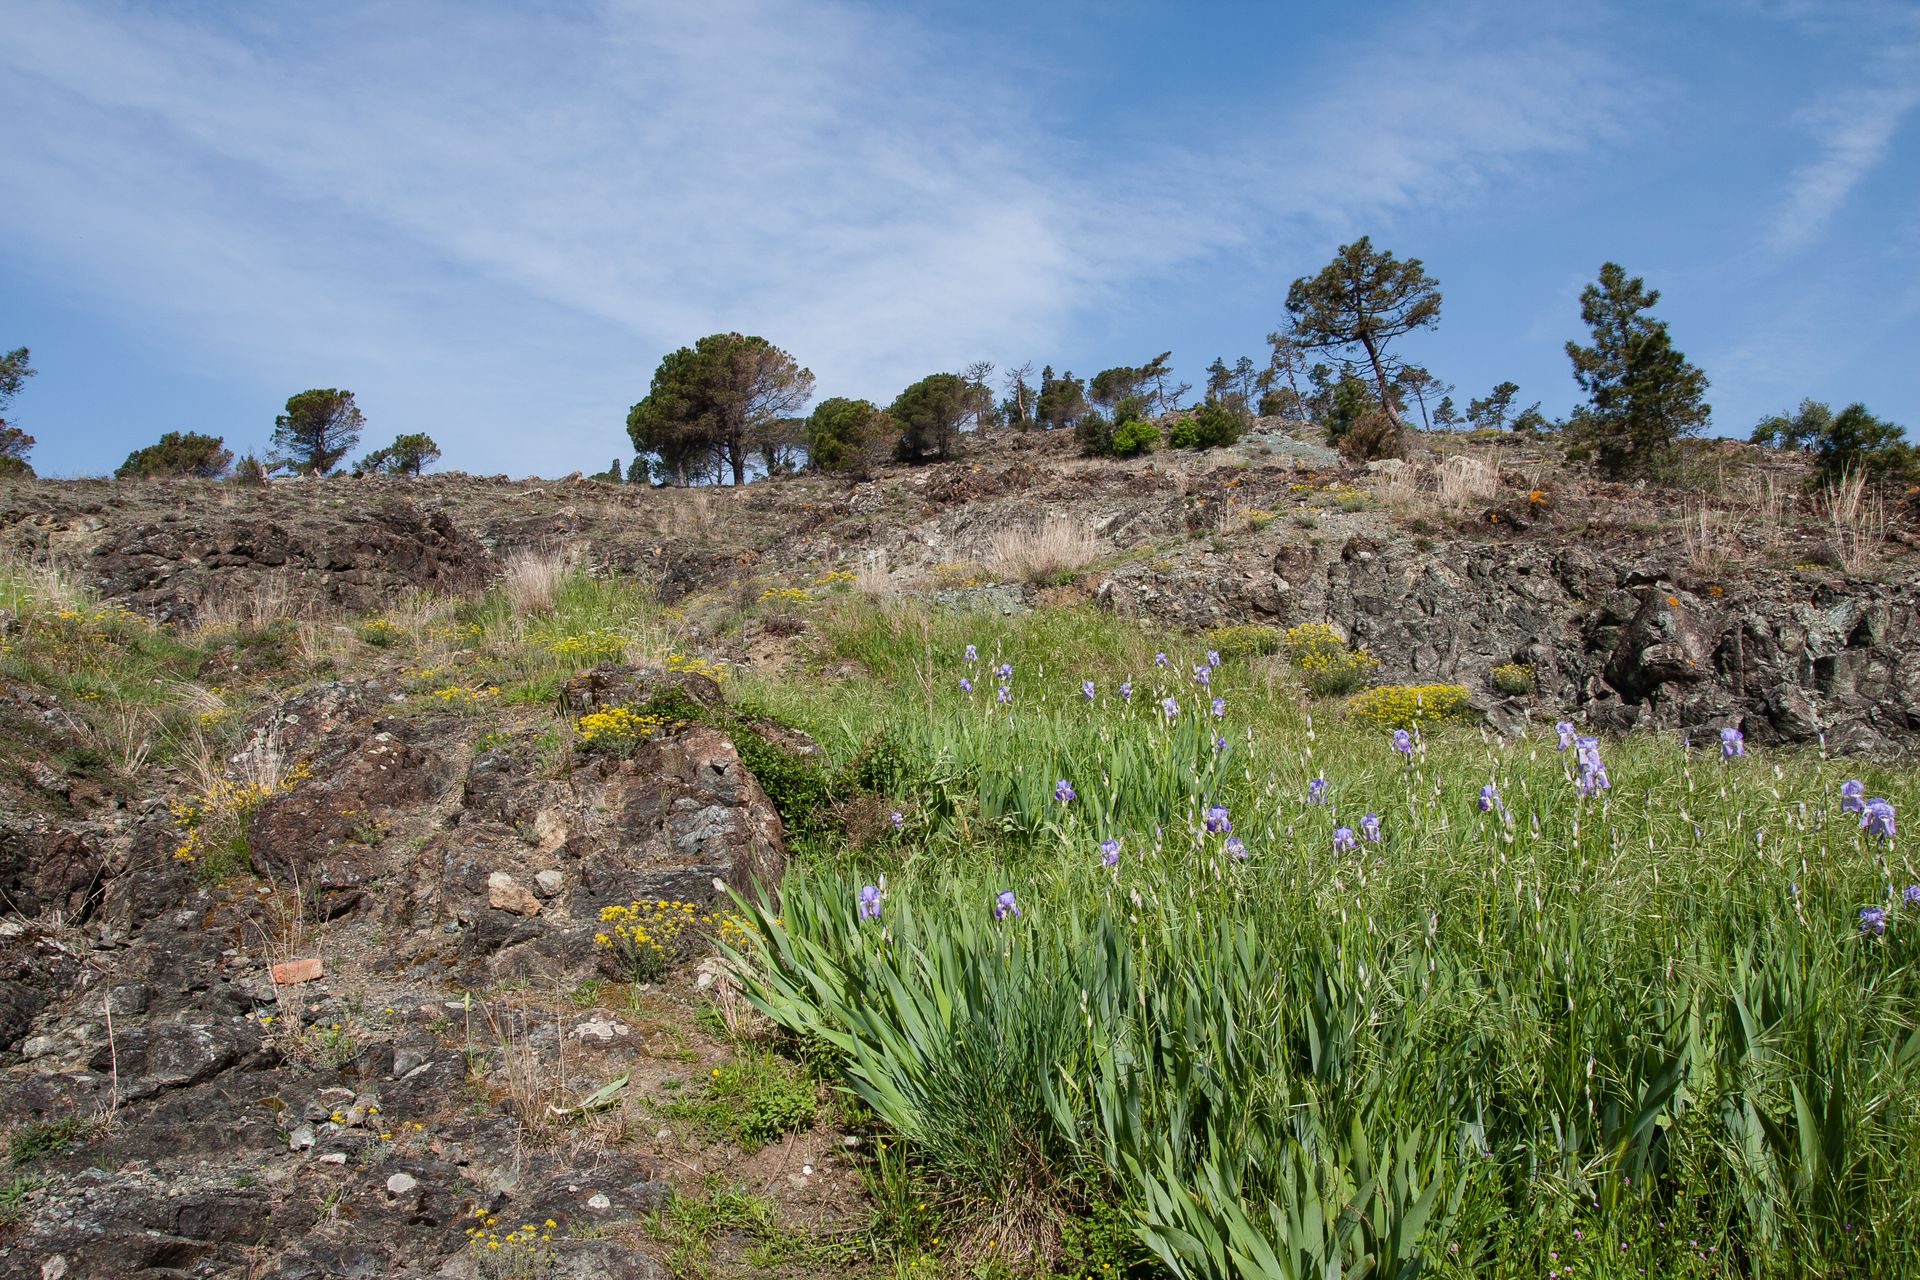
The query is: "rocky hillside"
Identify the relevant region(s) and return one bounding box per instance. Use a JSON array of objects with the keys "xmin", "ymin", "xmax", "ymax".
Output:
[
  {"xmin": 0, "ymin": 426, "xmax": 1915, "ymax": 1276},
  {"xmin": 5, "ymin": 423, "xmax": 1916, "ymax": 752}
]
